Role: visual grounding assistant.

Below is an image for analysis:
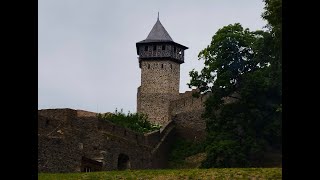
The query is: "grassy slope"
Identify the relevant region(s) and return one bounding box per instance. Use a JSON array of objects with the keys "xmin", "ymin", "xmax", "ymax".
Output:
[{"xmin": 38, "ymin": 168, "xmax": 281, "ymax": 180}]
